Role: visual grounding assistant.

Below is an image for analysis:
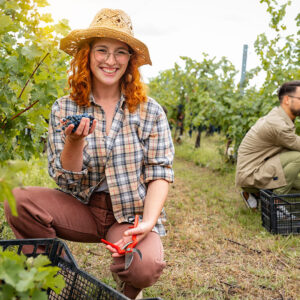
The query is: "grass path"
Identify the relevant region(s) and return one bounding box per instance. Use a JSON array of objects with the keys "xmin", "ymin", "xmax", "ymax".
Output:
[{"xmin": 68, "ymin": 155, "xmax": 300, "ymax": 299}]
